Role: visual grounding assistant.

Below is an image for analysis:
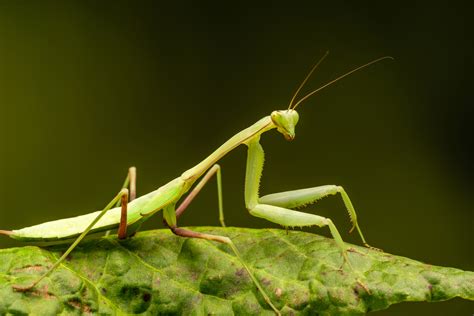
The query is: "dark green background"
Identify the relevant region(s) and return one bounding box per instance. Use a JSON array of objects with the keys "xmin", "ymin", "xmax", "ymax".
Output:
[{"xmin": 0, "ymin": 2, "xmax": 472, "ymax": 315}]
